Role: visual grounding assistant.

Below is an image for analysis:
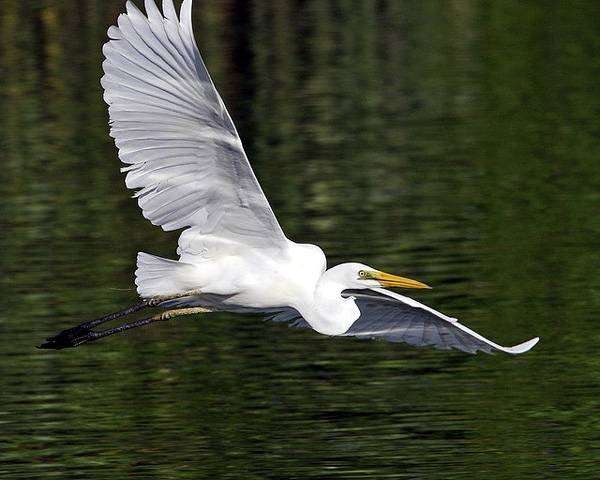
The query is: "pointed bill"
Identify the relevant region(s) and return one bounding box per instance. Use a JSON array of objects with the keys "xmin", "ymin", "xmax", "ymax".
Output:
[{"xmin": 371, "ymin": 271, "xmax": 431, "ymax": 289}]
